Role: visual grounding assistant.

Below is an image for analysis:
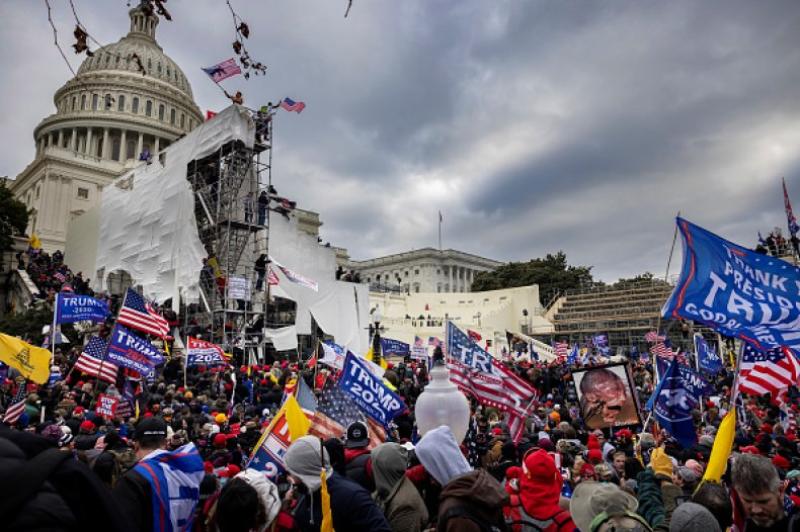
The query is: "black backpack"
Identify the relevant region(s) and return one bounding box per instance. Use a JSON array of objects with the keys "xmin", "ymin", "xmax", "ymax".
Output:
[{"xmin": 438, "ymin": 505, "xmax": 510, "ymax": 532}]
